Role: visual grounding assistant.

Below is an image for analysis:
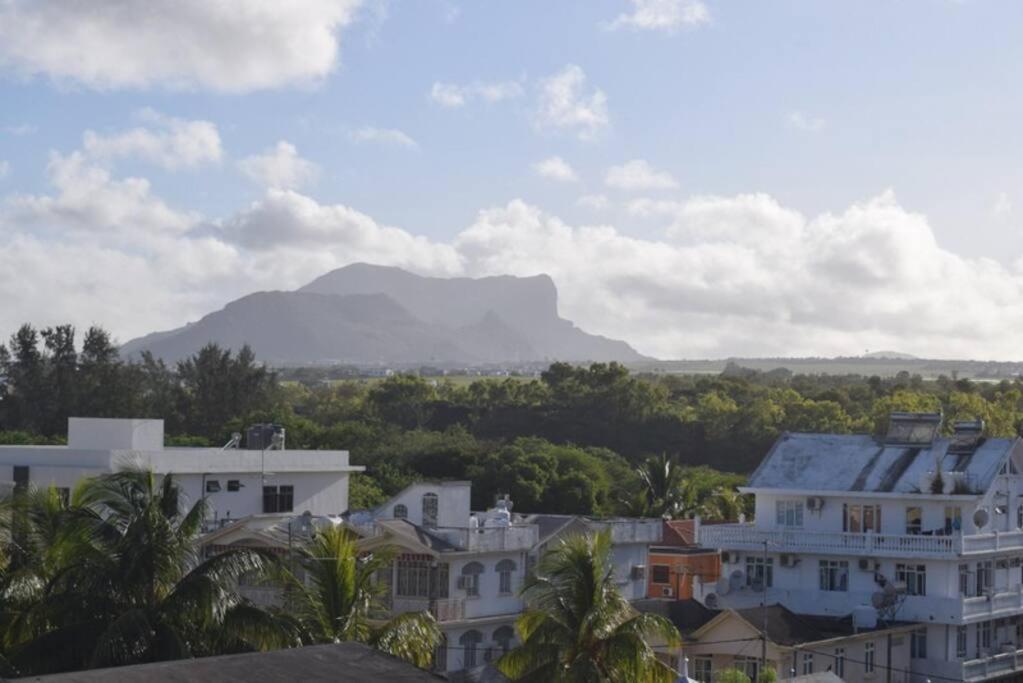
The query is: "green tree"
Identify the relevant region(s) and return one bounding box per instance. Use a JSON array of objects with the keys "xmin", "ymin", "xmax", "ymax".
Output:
[
  {"xmin": 282, "ymin": 525, "xmax": 440, "ymax": 668},
  {"xmin": 497, "ymin": 530, "xmax": 679, "ymax": 682}
]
